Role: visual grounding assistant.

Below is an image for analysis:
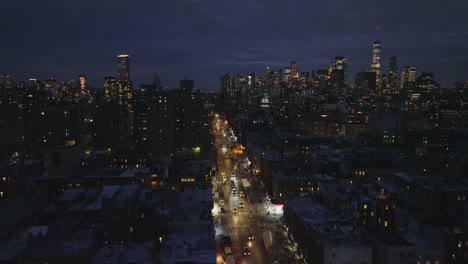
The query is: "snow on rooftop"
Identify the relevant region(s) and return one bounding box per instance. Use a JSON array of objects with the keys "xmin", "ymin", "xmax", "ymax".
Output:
[
  {"xmin": 120, "ymin": 168, "xmax": 137, "ymax": 178},
  {"xmin": 288, "ymin": 197, "xmax": 365, "ymax": 246},
  {"xmin": 101, "ymin": 185, "xmax": 120, "ymax": 199},
  {"xmin": 393, "ymin": 172, "xmax": 413, "ymax": 182},
  {"xmin": 27, "ymin": 226, "xmax": 48, "ymax": 237},
  {"xmin": 313, "ymin": 173, "xmax": 336, "ymax": 180}
]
